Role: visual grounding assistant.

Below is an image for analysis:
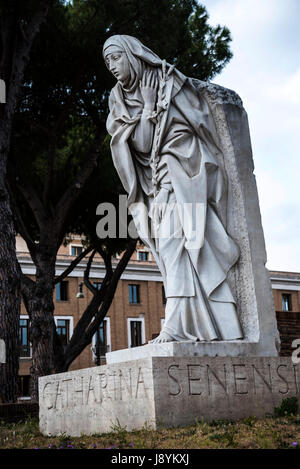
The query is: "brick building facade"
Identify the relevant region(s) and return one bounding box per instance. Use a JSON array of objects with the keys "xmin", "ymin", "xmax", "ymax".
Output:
[
  {"xmin": 270, "ymin": 270, "xmax": 300, "ymax": 356},
  {"xmin": 16, "ymin": 236, "xmax": 300, "ymax": 398}
]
